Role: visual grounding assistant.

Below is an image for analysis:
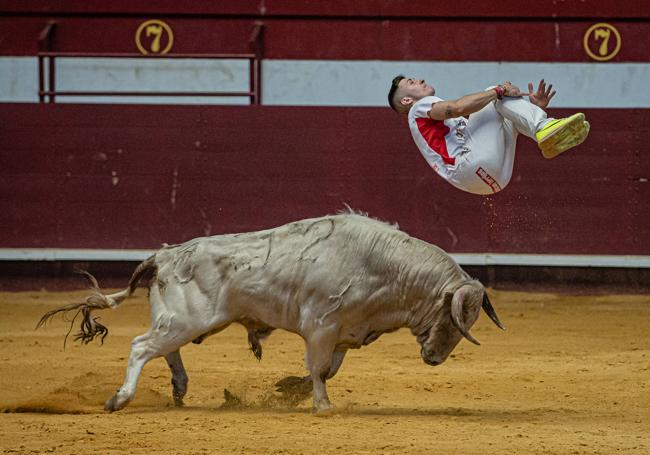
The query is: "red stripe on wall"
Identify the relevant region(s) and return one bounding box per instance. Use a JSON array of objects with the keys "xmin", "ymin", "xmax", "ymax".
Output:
[
  {"xmin": 1, "ymin": 0, "xmax": 647, "ymax": 19},
  {"xmin": 1, "ymin": 103, "xmax": 648, "ymax": 255},
  {"xmin": 0, "ymin": 17, "xmax": 648, "ymax": 62}
]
